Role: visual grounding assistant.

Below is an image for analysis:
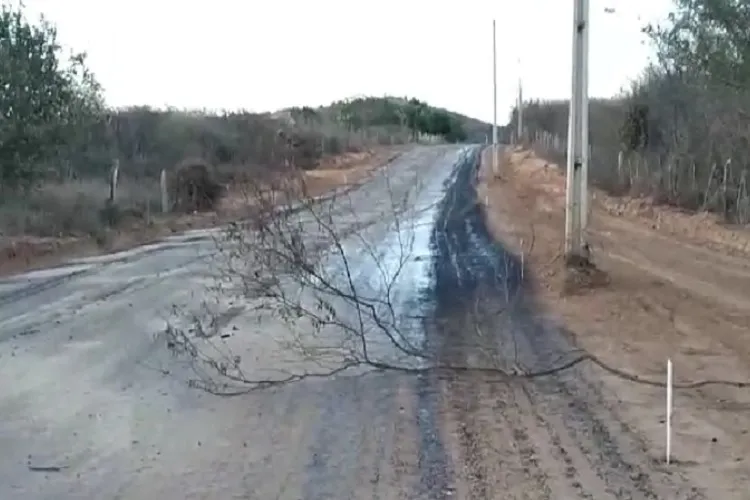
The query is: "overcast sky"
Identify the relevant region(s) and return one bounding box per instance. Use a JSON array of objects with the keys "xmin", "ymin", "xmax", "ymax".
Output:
[{"xmin": 20, "ymin": 0, "xmax": 673, "ymax": 123}]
